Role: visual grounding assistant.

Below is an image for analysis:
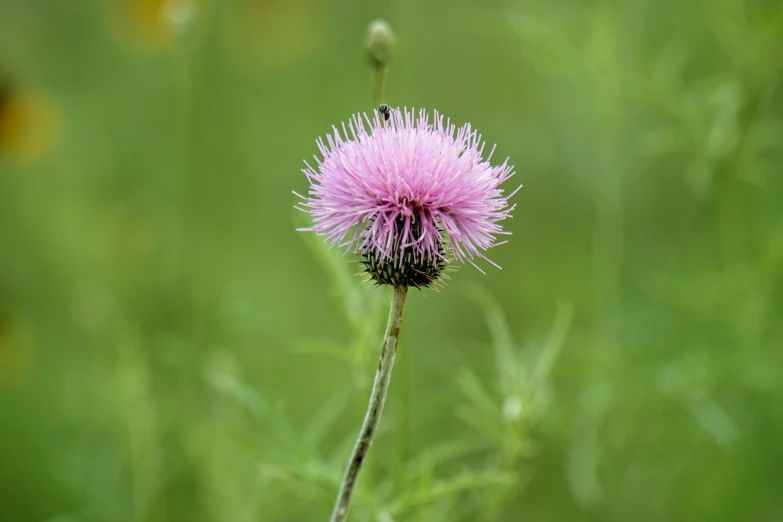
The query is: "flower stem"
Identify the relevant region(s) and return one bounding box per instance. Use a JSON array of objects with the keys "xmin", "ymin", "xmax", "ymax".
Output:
[
  {"xmin": 373, "ymin": 65, "xmax": 388, "ymax": 106},
  {"xmin": 329, "ymin": 285, "xmax": 408, "ymax": 522}
]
